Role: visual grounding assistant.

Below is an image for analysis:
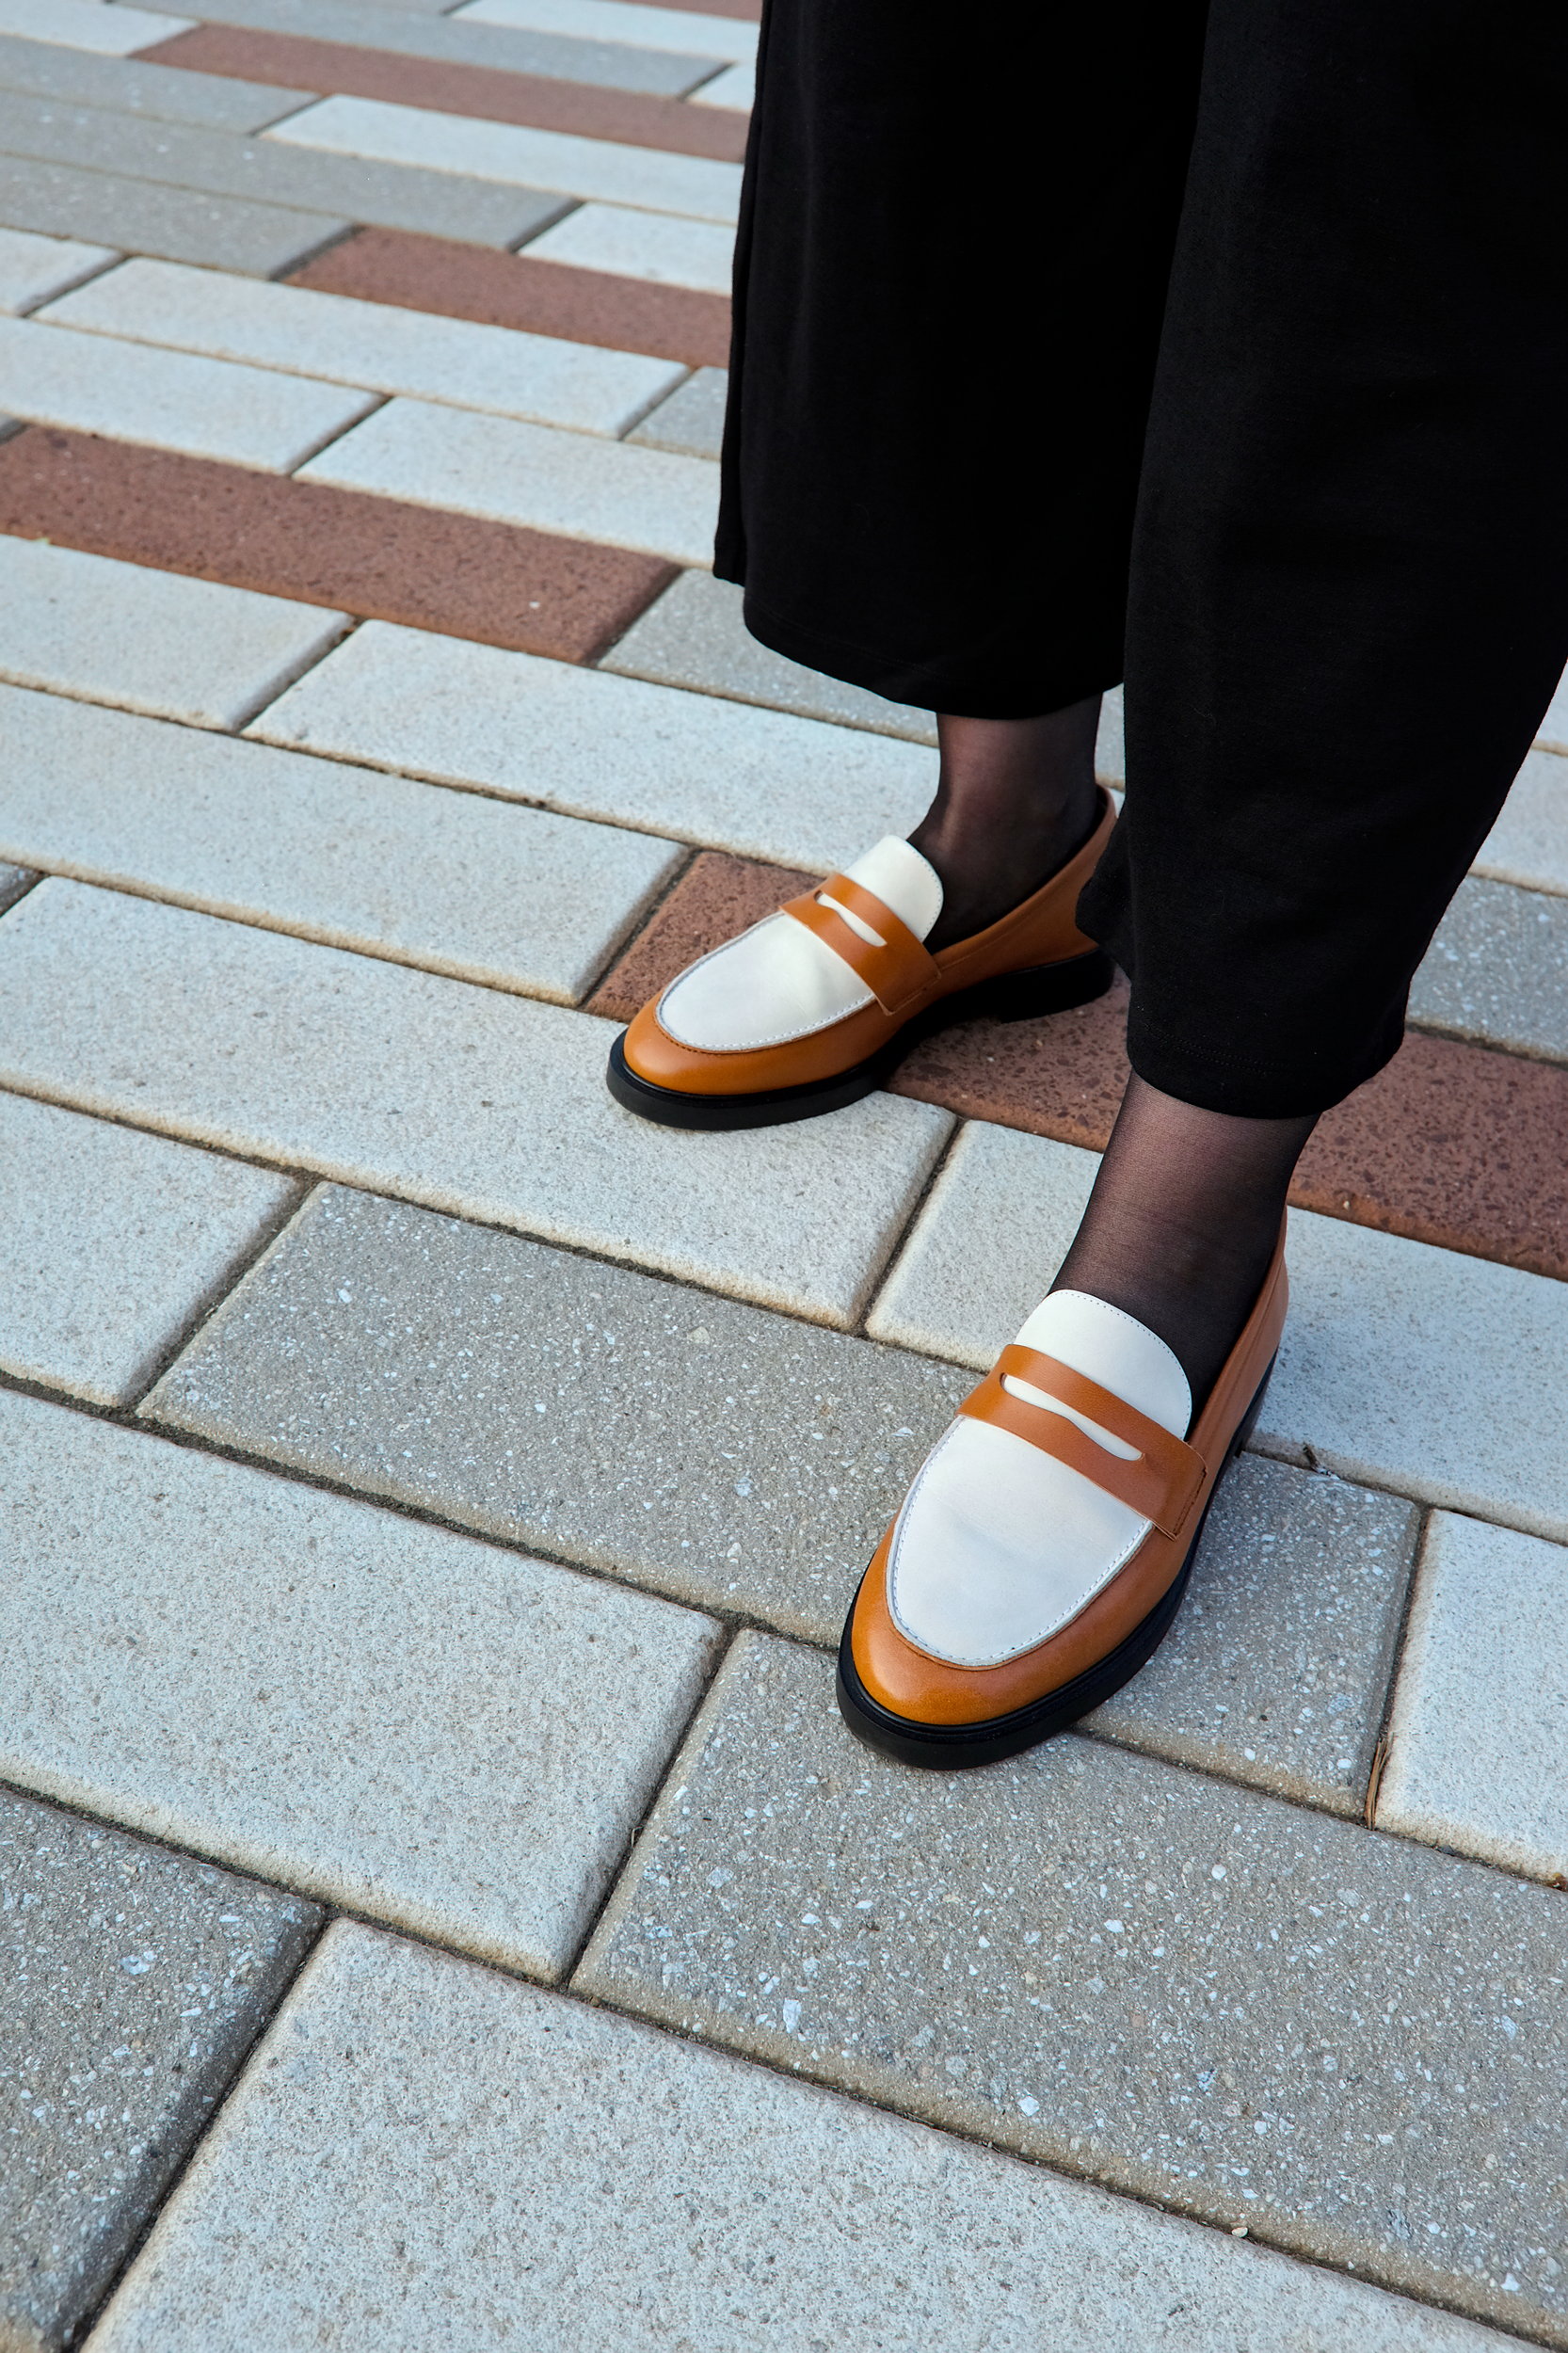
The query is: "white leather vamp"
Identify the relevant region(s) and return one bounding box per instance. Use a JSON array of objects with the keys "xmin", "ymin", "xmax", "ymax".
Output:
[
  {"xmin": 658, "ymin": 836, "xmax": 942, "ymax": 1053},
  {"xmin": 888, "ymin": 1291, "xmax": 1192, "ymax": 1668}
]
